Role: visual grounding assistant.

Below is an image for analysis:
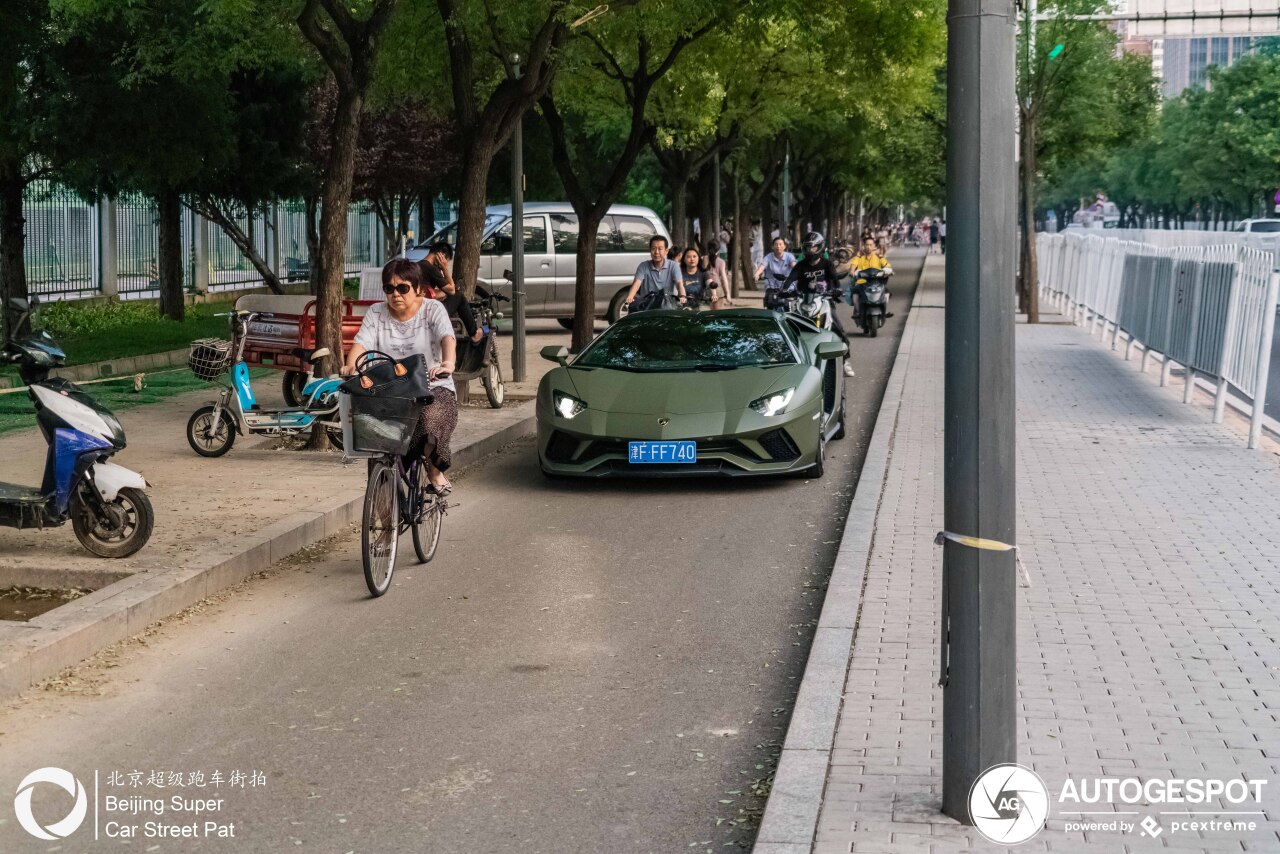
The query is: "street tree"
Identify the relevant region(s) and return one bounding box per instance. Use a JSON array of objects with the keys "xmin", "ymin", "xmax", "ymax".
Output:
[
  {"xmin": 297, "ymin": 0, "xmax": 402, "ymax": 386},
  {"xmin": 540, "ymin": 3, "xmax": 720, "ymax": 351},
  {"xmin": 0, "ymin": 0, "xmax": 57, "ymax": 337}
]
